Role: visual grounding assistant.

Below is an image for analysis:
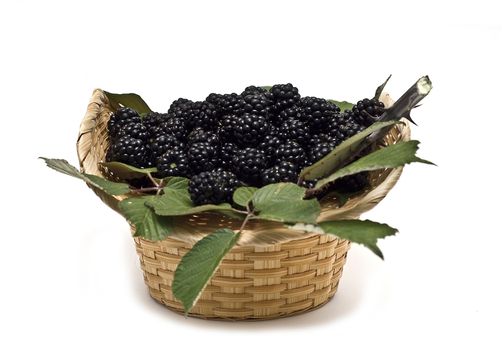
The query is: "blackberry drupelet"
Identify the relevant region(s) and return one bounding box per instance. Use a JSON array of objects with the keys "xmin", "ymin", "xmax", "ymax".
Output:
[
  {"xmin": 189, "ymin": 170, "xmax": 240, "ymax": 205},
  {"xmin": 300, "ymin": 97, "xmax": 340, "ymax": 131},
  {"xmin": 117, "ymin": 122, "xmax": 149, "ymax": 141},
  {"xmin": 334, "ymin": 172, "xmax": 369, "ymax": 193},
  {"xmin": 275, "ymin": 140, "xmax": 307, "ymax": 167},
  {"xmin": 233, "ymin": 113, "xmax": 270, "ymax": 147},
  {"xmin": 241, "ymin": 85, "xmax": 268, "ymax": 97},
  {"xmin": 258, "ymin": 134, "xmax": 282, "ymax": 164},
  {"xmin": 277, "ymin": 118, "xmax": 310, "ymax": 145},
  {"xmin": 187, "ymin": 142, "xmax": 219, "ymax": 174},
  {"xmin": 262, "ymin": 161, "xmax": 299, "ymax": 185},
  {"xmin": 232, "ymin": 147, "xmax": 268, "ymax": 186},
  {"xmin": 308, "ymin": 142, "xmax": 333, "ymax": 164},
  {"xmin": 107, "ymin": 107, "xmax": 141, "ymax": 139},
  {"xmin": 270, "ymin": 83, "xmax": 300, "ymax": 113},
  {"xmin": 242, "ymin": 93, "xmax": 273, "ymax": 116},
  {"xmin": 156, "ymin": 147, "xmax": 190, "ymax": 178},
  {"xmin": 206, "ymin": 93, "xmax": 245, "ymax": 116},
  {"xmin": 187, "ymin": 127, "xmax": 220, "ymax": 146},
  {"xmin": 149, "ymin": 134, "xmax": 184, "ymax": 159},
  {"xmin": 106, "ymin": 135, "xmax": 152, "ymax": 168},
  {"xmin": 349, "ymin": 98, "xmax": 385, "ymax": 126},
  {"xmin": 220, "ymin": 142, "xmax": 237, "ymax": 170}
]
